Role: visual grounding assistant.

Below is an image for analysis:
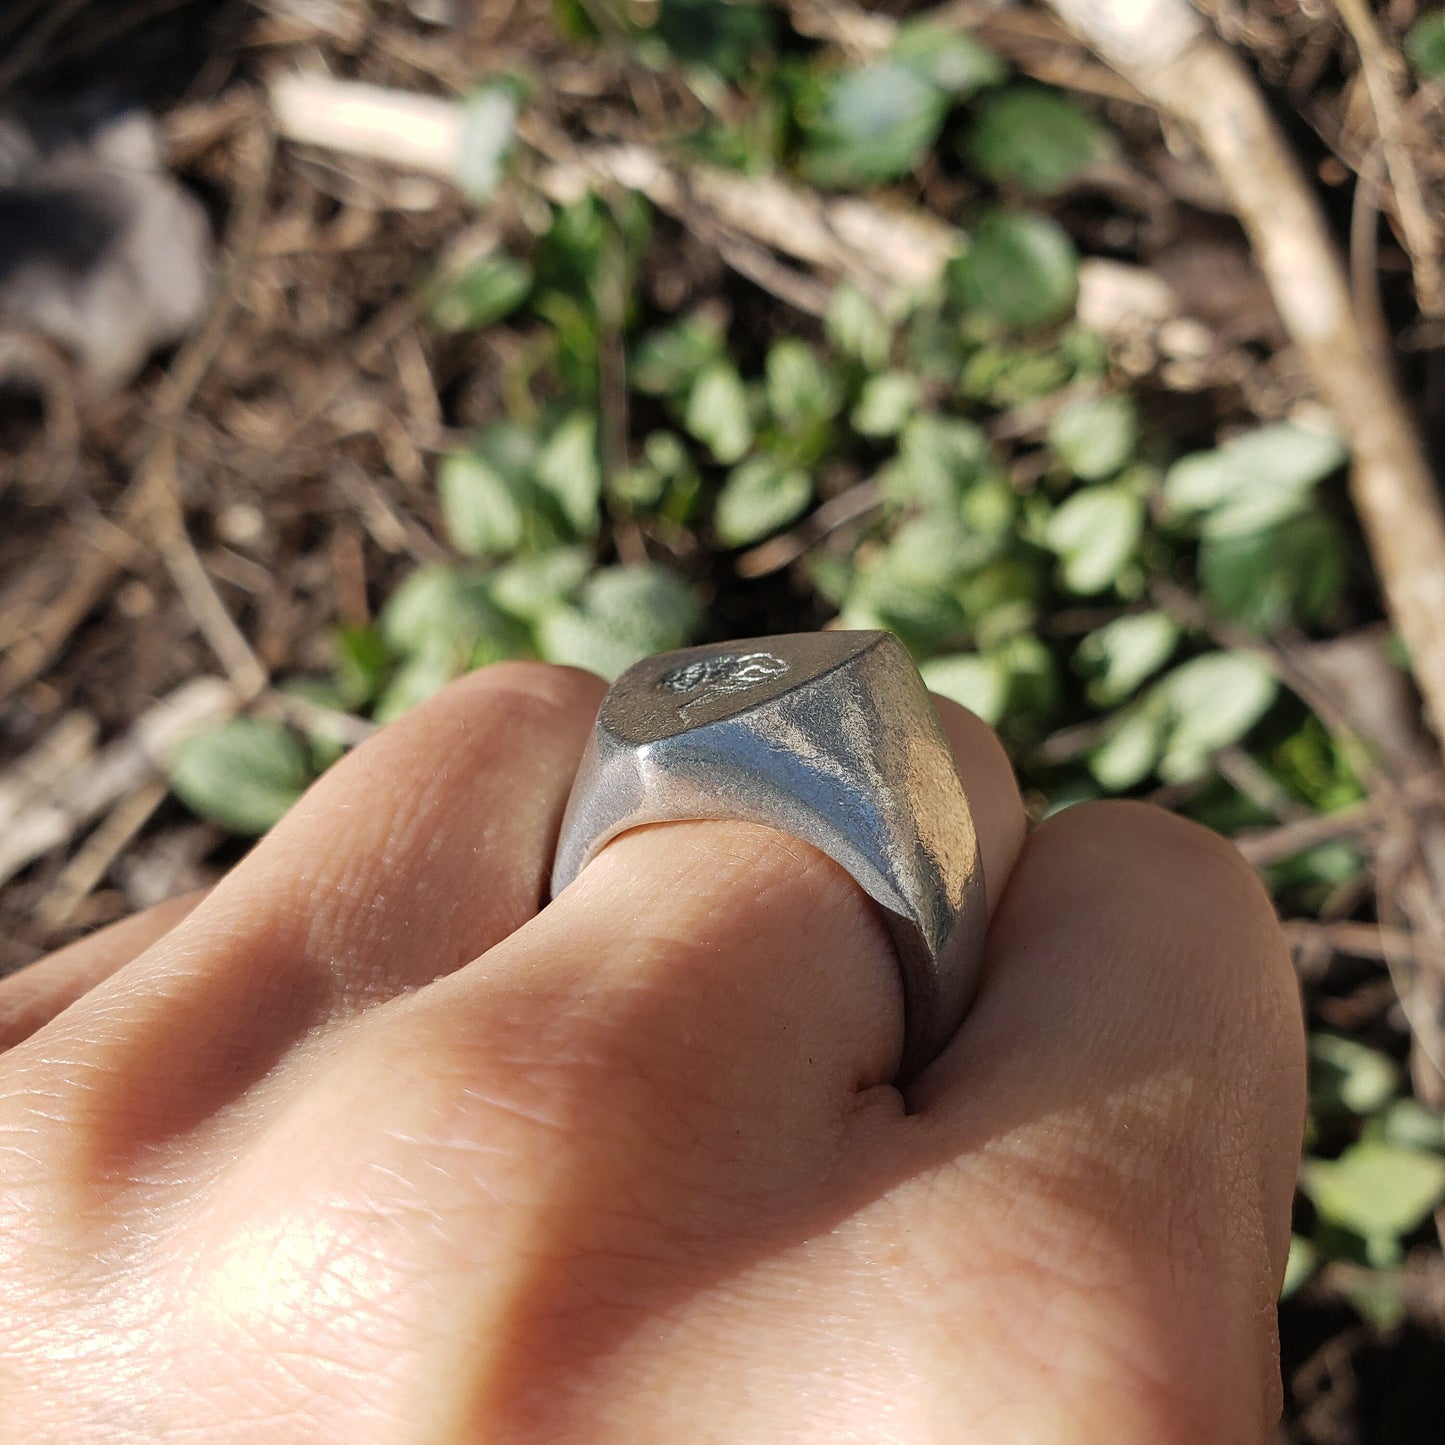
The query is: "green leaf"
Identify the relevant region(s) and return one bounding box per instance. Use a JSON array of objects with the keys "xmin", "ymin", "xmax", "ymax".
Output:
[
  {"xmin": 611, "ymin": 430, "xmax": 699, "ymax": 510},
  {"xmin": 456, "ymin": 83, "xmax": 519, "ymax": 202},
  {"xmin": 1089, "ymin": 704, "xmax": 1168, "ymax": 791},
  {"xmin": 685, "ymin": 360, "xmax": 753, "ymax": 463},
  {"xmin": 920, "ymin": 653, "xmax": 1008, "ymax": 725},
  {"xmin": 882, "ymin": 414, "xmax": 991, "ymax": 512},
  {"xmin": 437, "ymin": 423, "xmax": 541, "ymax": 557},
  {"xmin": 1366, "ymin": 1098, "xmax": 1445, "ymax": 1155},
  {"xmin": 966, "ymin": 85, "xmax": 1111, "ymax": 195},
  {"xmin": 1302, "ymin": 1141, "xmax": 1445, "ymax": 1241},
  {"xmin": 1076, "ymin": 612, "xmax": 1179, "ymax": 706},
  {"xmin": 1199, "ymin": 513, "xmax": 1345, "ymax": 634},
  {"xmin": 1406, "ymin": 12, "xmax": 1445, "ymax": 77},
  {"xmin": 952, "ymin": 209, "xmax": 1078, "ymax": 329},
  {"xmin": 765, "ymin": 339, "xmax": 842, "ymax": 431},
  {"xmin": 1310, "ymin": 1033, "xmax": 1402, "ymax": 1118},
  {"xmin": 714, "ymin": 457, "xmax": 813, "ymax": 546},
  {"xmin": 631, "ymin": 312, "xmax": 726, "ymax": 397},
  {"xmin": 1044, "ymin": 485, "xmax": 1143, "ymax": 595},
  {"xmin": 1162, "ymin": 424, "xmax": 1347, "ymax": 538},
  {"xmin": 534, "ymin": 411, "xmax": 602, "ymax": 537},
  {"xmin": 333, "ymin": 624, "xmax": 390, "ymax": 710},
  {"xmin": 891, "ymin": 22, "xmax": 1006, "ymax": 97},
  {"xmin": 487, "ymin": 548, "xmax": 592, "ymax": 621},
  {"xmin": 852, "ymin": 371, "xmax": 922, "ymax": 438},
  {"xmin": 1153, "ymin": 651, "xmax": 1278, "ymax": 781},
  {"xmin": 801, "ymin": 60, "xmax": 949, "ymax": 189},
  {"xmin": 373, "ymin": 644, "xmax": 465, "ymax": 726},
  {"xmin": 826, "ymin": 284, "xmax": 893, "ymax": 371},
  {"xmin": 168, "ymin": 719, "xmax": 313, "ymax": 836},
  {"xmin": 1048, "ymin": 394, "xmax": 1138, "ymax": 481},
  {"xmin": 379, "ymin": 564, "xmax": 496, "ymax": 657},
  {"xmin": 427, "ymin": 255, "xmax": 532, "ymax": 332},
  {"xmin": 537, "ymin": 565, "xmax": 700, "ymax": 680},
  {"xmin": 653, "ymin": 0, "xmax": 773, "ymax": 79}
]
